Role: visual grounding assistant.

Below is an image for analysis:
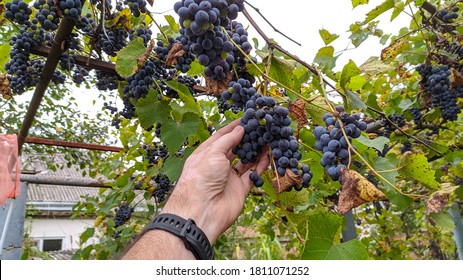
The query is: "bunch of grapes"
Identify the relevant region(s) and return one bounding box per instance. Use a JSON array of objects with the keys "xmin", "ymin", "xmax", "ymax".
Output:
[
  {"xmin": 153, "ymin": 174, "xmax": 173, "ymax": 203},
  {"xmin": 129, "ymin": 28, "xmax": 152, "ymax": 46},
  {"xmin": 95, "ymin": 70, "xmax": 119, "ymax": 91},
  {"xmin": 72, "ymin": 66, "xmax": 89, "ymax": 84},
  {"xmin": 417, "ymin": 64, "xmax": 461, "ymax": 122},
  {"xmin": 226, "ymin": 21, "xmax": 252, "ymax": 70},
  {"xmin": 33, "ymin": 0, "xmax": 60, "ymax": 31},
  {"xmin": 219, "ymin": 78, "xmax": 257, "ymax": 113},
  {"xmin": 232, "ymin": 90, "xmax": 312, "ymax": 190},
  {"xmin": 76, "ymin": 13, "xmax": 97, "ymax": 36},
  {"xmin": 174, "ymin": 0, "xmax": 238, "ymax": 80},
  {"xmin": 382, "ymin": 113, "xmax": 405, "ymax": 137},
  {"xmin": 114, "ymin": 204, "xmax": 134, "ymax": 227},
  {"xmin": 436, "ymin": 7, "xmax": 459, "ymax": 23},
  {"xmin": 156, "ymin": 37, "xmax": 196, "ymax": 73},
  {"xmin": 124, "ymin": 0, "xmax": 148, "ymax": 17},
  {"xmin": 313, "ymin": 106, "xmax": 367, "ymax": 181},
  {"xmin": 143, "ymin": 142, "xmax": 169, "ymax": 165},
  {"xmin": 58, "ymin": 0, "xmax": 83, "ymax": 21},
  {"xmin": 5, "ymin": 0, "xmax": 33, "ymax": 25},
  {"xmin": 409, "ymin": 107, "xmax": 422, "ymax": 124},
  {"xmin": 59, "ymin": 52, "xmax": 77, "ymax": 71},
  {"xmin": 98, "ymin": 28, "xmax": 129, "ymax": 57}
]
